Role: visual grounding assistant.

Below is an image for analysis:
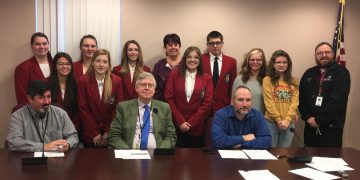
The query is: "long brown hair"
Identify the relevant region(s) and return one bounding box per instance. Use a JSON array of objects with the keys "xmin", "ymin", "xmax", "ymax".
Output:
[
  {"xmin": 179, "ymin": 46, "xmax": 203, "ymax": 77},
  {"xmin": 86, "ymin": 49, "xmax": 113, "ymax": 103},
  {"xmin": 118, "ymin": 40, "xmax": 145, "ymax": 81},
  {"xmin": 267, "ymin": 50, "xmax": 297, "ymax": 87}
]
